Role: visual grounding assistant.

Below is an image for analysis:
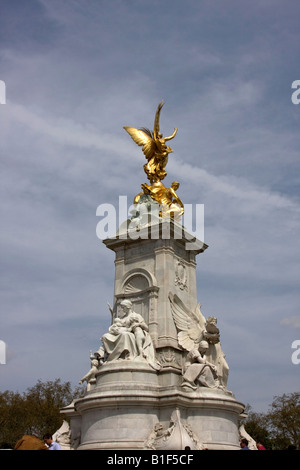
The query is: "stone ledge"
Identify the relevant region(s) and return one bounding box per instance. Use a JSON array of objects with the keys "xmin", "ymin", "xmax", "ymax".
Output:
[{"xmin": 74, "ymin": 387, "xmax": 244, "ymax": 415}]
